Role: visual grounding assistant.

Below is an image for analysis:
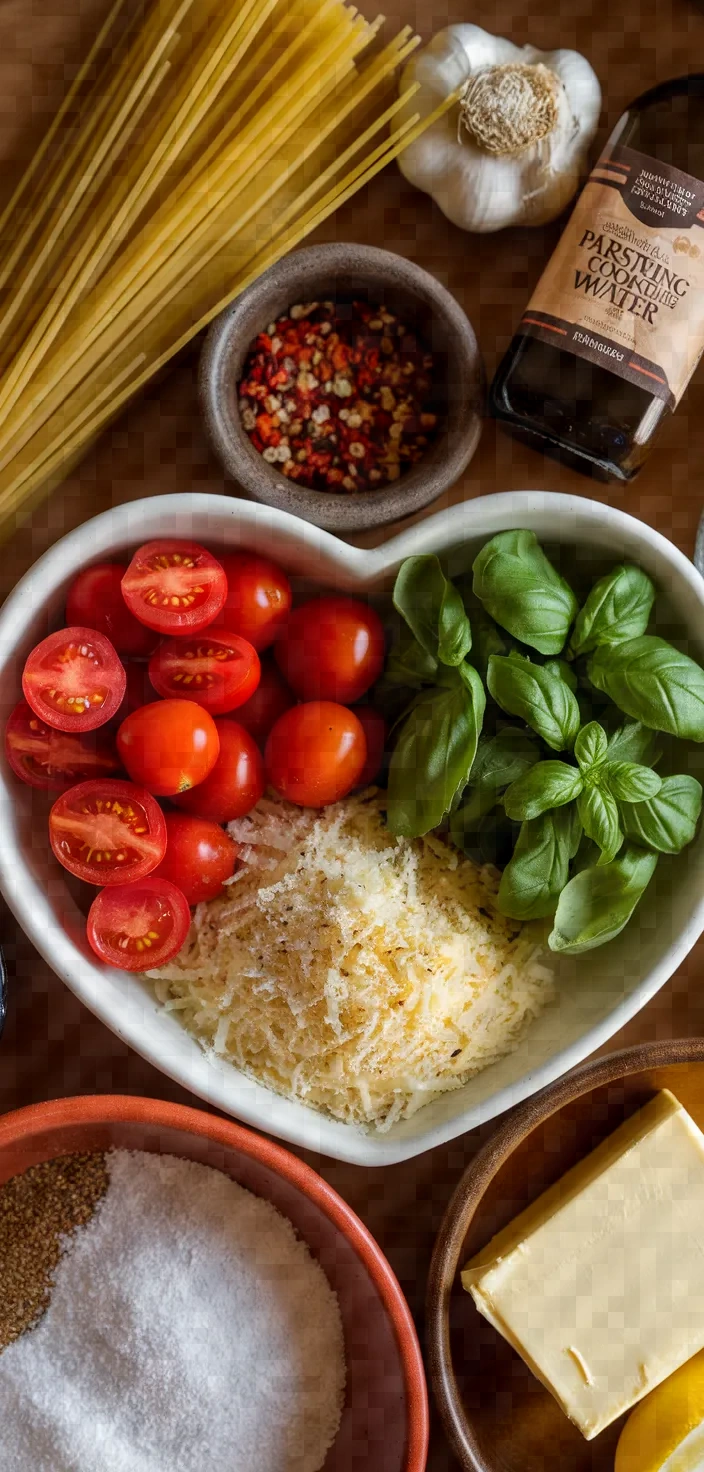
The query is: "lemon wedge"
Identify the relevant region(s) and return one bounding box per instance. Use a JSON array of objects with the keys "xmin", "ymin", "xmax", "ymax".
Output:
[{"xmin": 615, "ymin": 1350, "xmax": 704, "ymax": 1472}]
